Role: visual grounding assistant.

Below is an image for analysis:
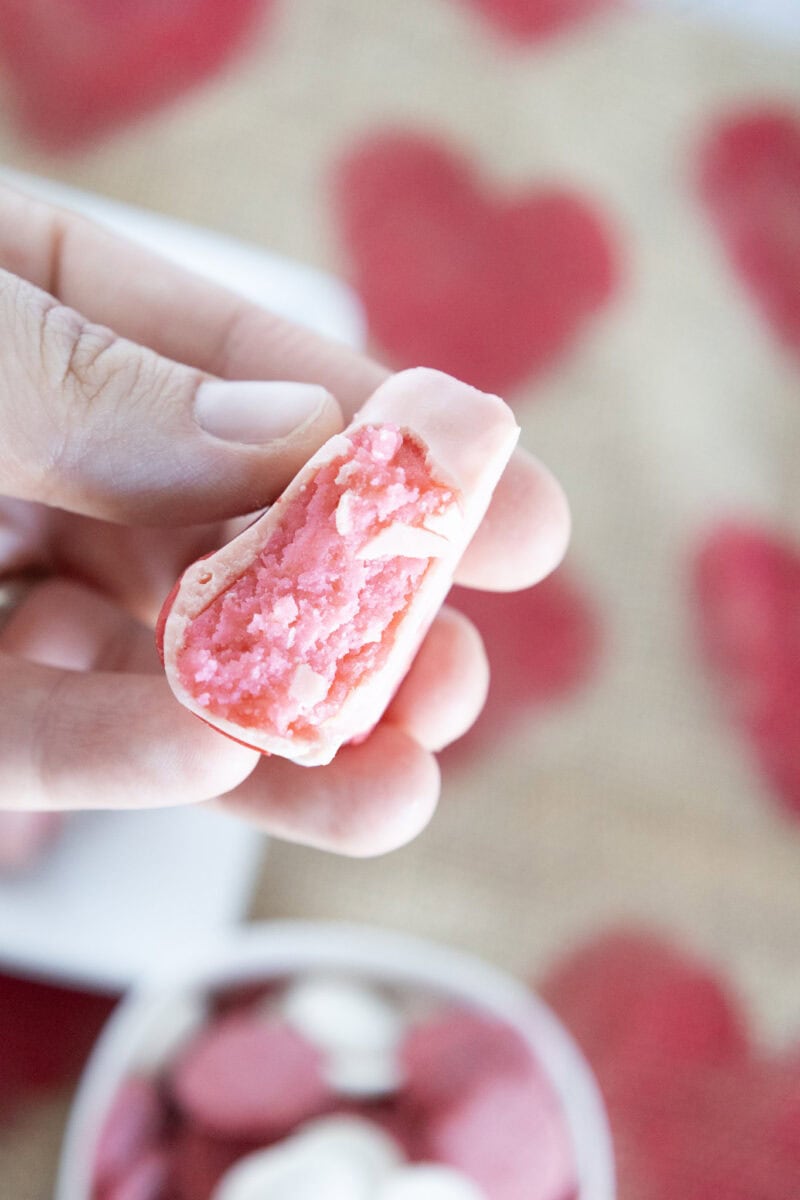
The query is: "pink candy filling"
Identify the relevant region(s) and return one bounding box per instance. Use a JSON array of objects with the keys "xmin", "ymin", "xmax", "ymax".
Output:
[{"xmin": 177, "ymin": 425, "xmax": 456, "ymax": 741}]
